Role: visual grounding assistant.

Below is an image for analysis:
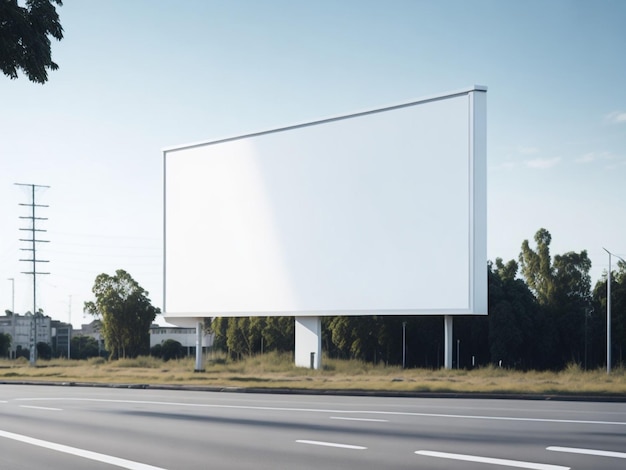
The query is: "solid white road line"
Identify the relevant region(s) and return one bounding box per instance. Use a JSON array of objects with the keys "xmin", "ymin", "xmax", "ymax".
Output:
[
  {"xmin": 16, "ymin": 397, "xmax": 626, "ymax": 427},
  {"xmin": 0, "ymin": 429, "xmax": 168, "ymax": 470},
  {"xmin": 19, "ymin": 405, "xmax": 62, "ymax": 411},
  {"xmin": 547, "ymin": 446, "xmax": 626, "ymax": 459},
  {"xmin": 296, "ymin": 440, "xmax": 367, "ymax": 450},
  {"xmin": 415, "ymin": 450, "xmax": 570, "ymax": 470},
  {"xmin": 330, "ymin": 416, "xmax": 389, "ymax": 422}
]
